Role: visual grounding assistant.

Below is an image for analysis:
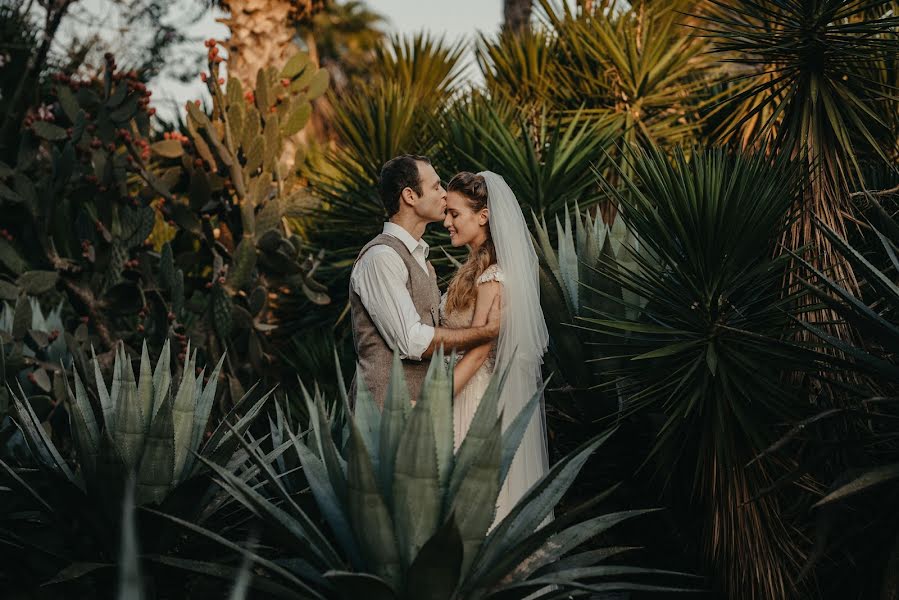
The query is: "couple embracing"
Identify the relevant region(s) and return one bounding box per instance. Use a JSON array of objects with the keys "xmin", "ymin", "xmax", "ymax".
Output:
[{"xmin": 349, "ymin": 154, "xmax": 549, "ymax": 523}]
